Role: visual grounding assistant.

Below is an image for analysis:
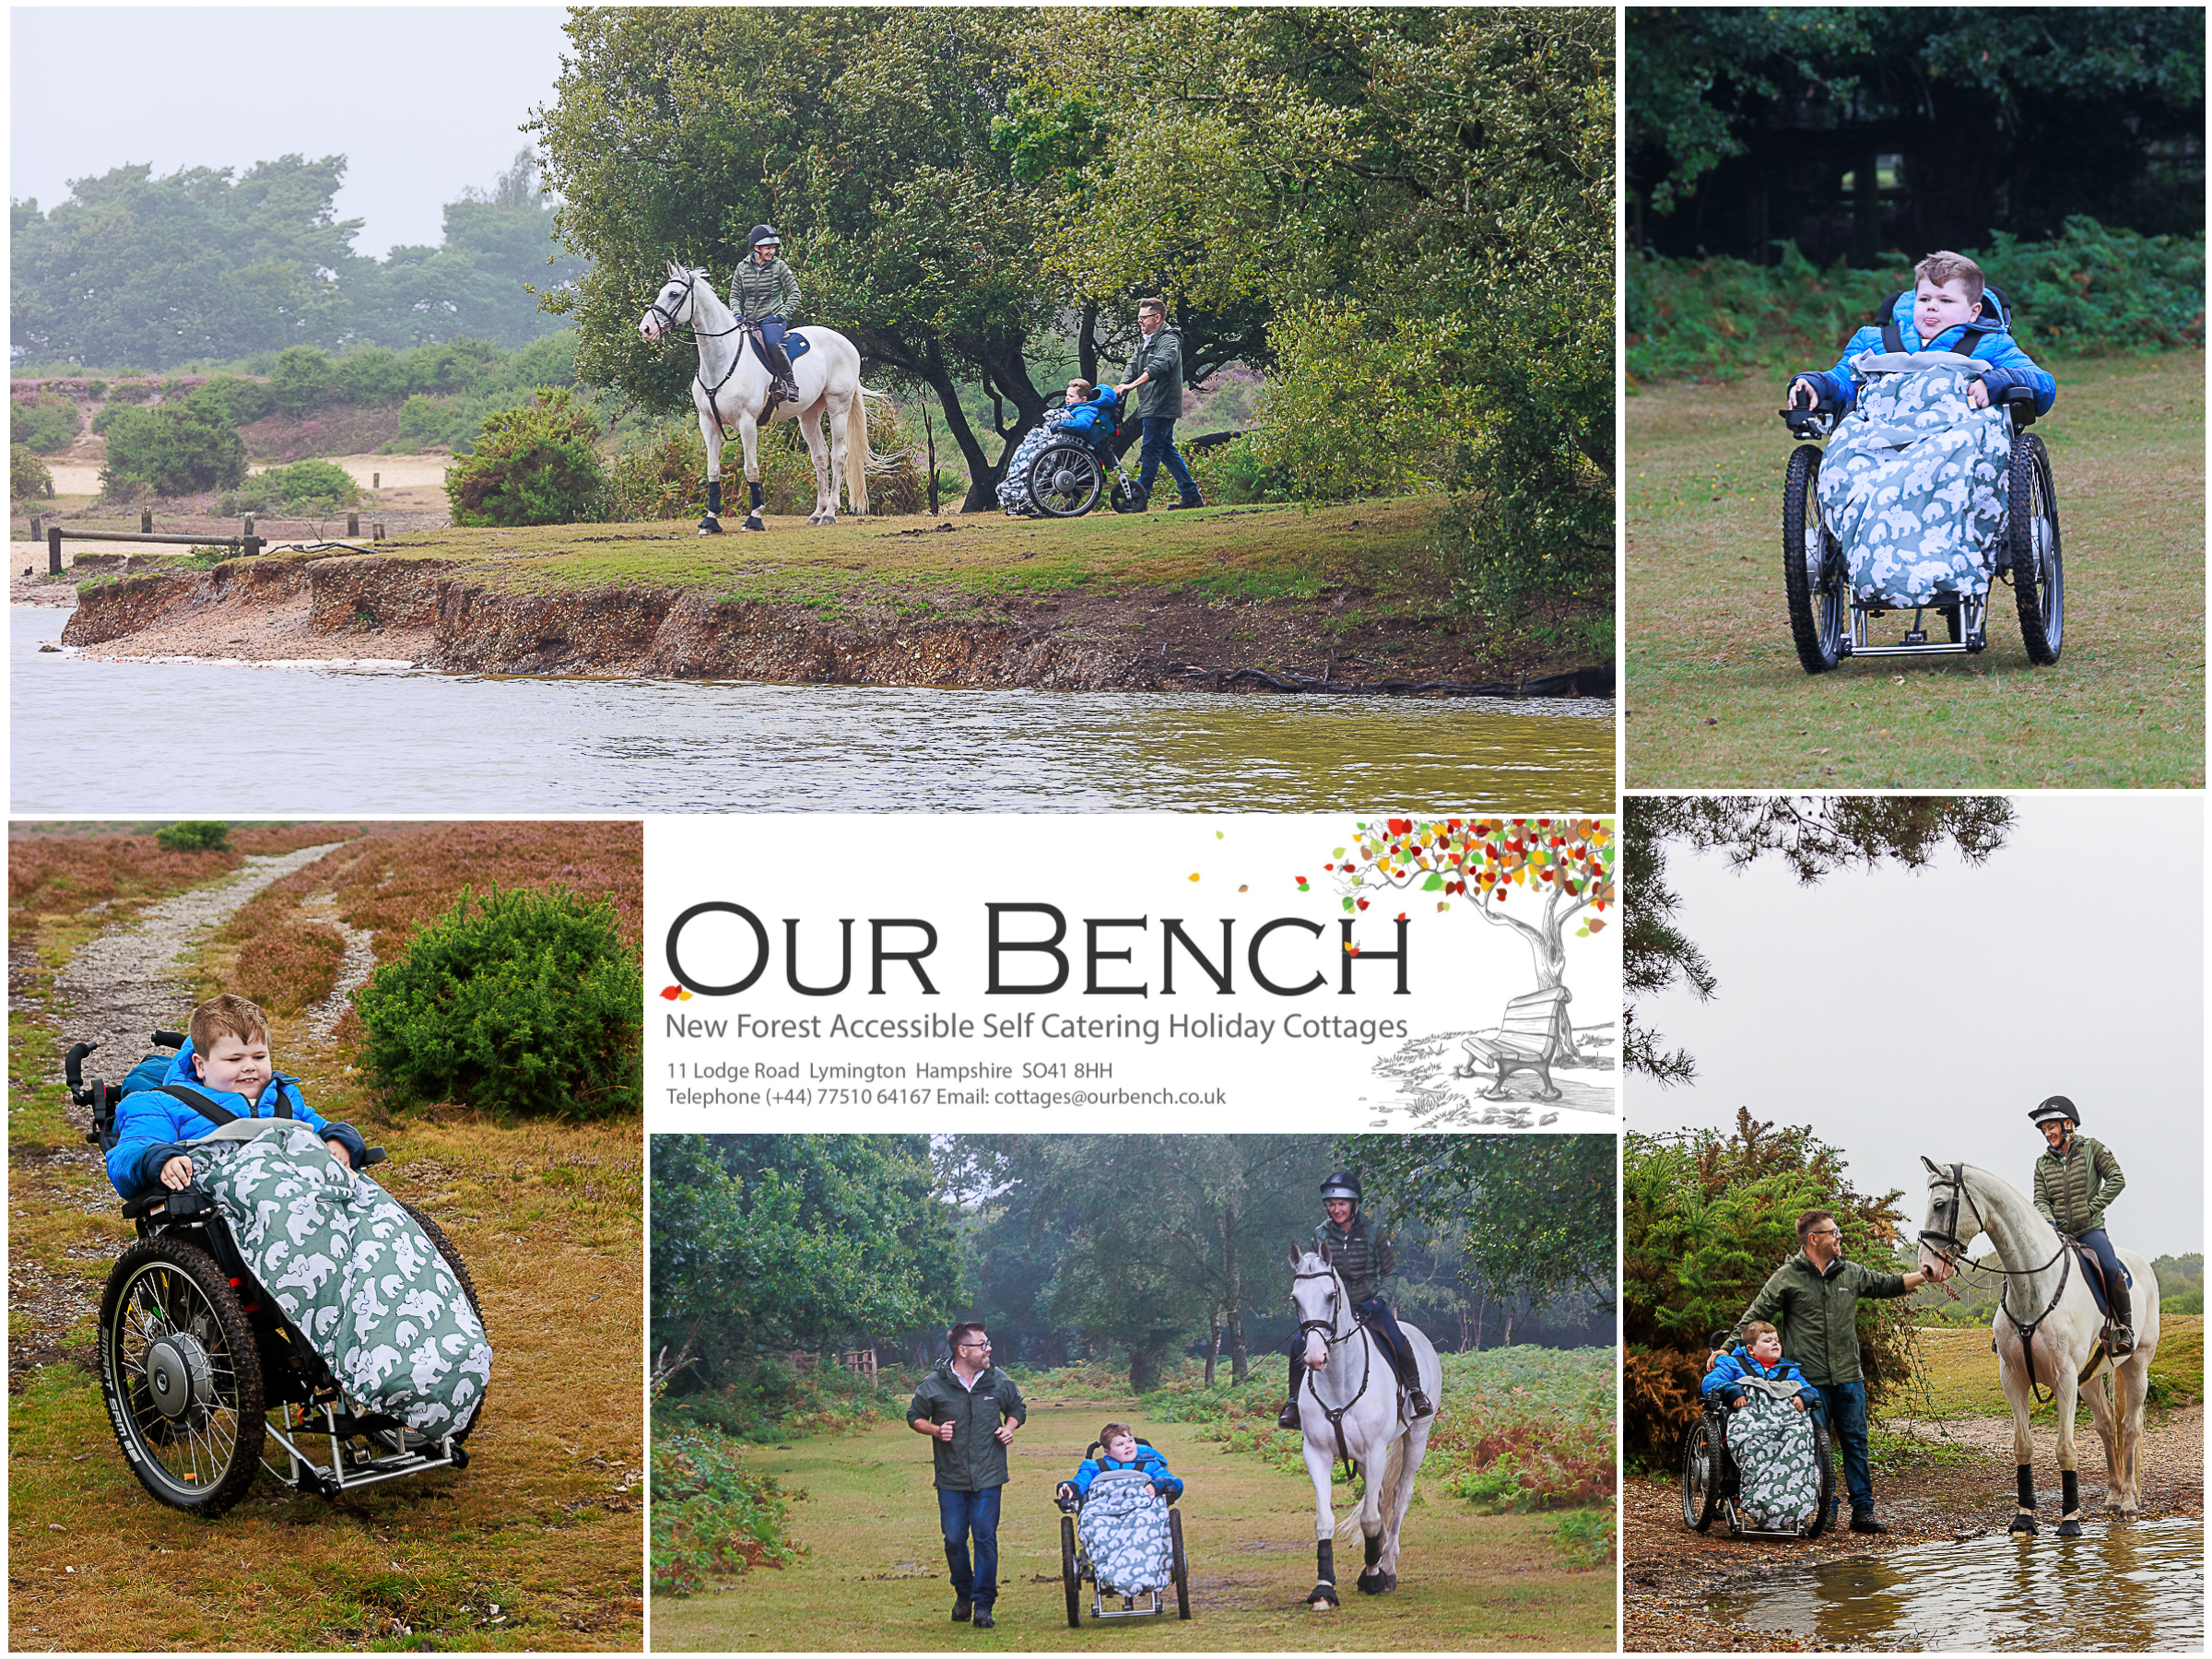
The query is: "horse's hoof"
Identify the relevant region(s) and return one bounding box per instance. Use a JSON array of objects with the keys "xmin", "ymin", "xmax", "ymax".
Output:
[
  {"xmin": 740, "ymin": 514, "xmax": 766, "ymax": 533},
  {"xmin": 1307, "ymin": 1594, "xmax": 1338, "ymax": 1612},
  {"xmin": 2058, "ymin": 1515, "xmax": 2082, "ymax": 1538},
  {"xmin": 1356, "ymin": 1571, "xmax": 1384, "ymax": 1596},
  {"xmin": 697, "ymin": 515, "xmax": 723, "ymax": 535},
  {"xmin": 2008, "ymin": 1513, "xmax": 2038, "ymax": 1535}
]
